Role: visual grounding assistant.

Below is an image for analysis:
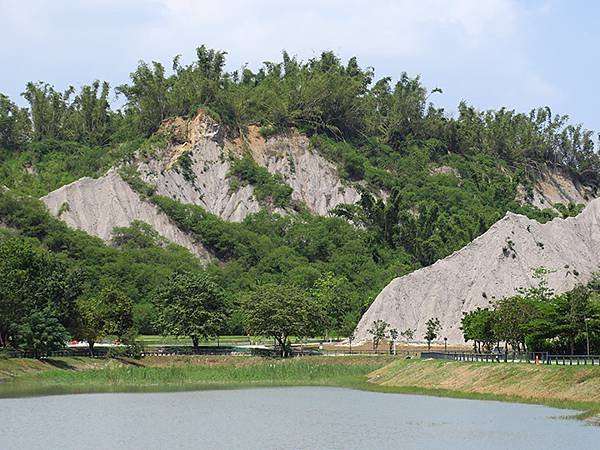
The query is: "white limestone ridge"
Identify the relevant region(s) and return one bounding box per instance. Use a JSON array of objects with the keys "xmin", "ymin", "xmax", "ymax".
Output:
[
  {"xmin": 41, "ymin": 169, "xmax": 212, "ymax": 261},
  {"xmin": 41, "ymin": 111, "xmax": 359, "ymax": 256},
  {"xmin": 135, "ymin": 112, "xmax": 360, "ymax": 221},
  {"xmin": 354, "ymin": 198, "xmax": 600, "ymax": 344}
]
